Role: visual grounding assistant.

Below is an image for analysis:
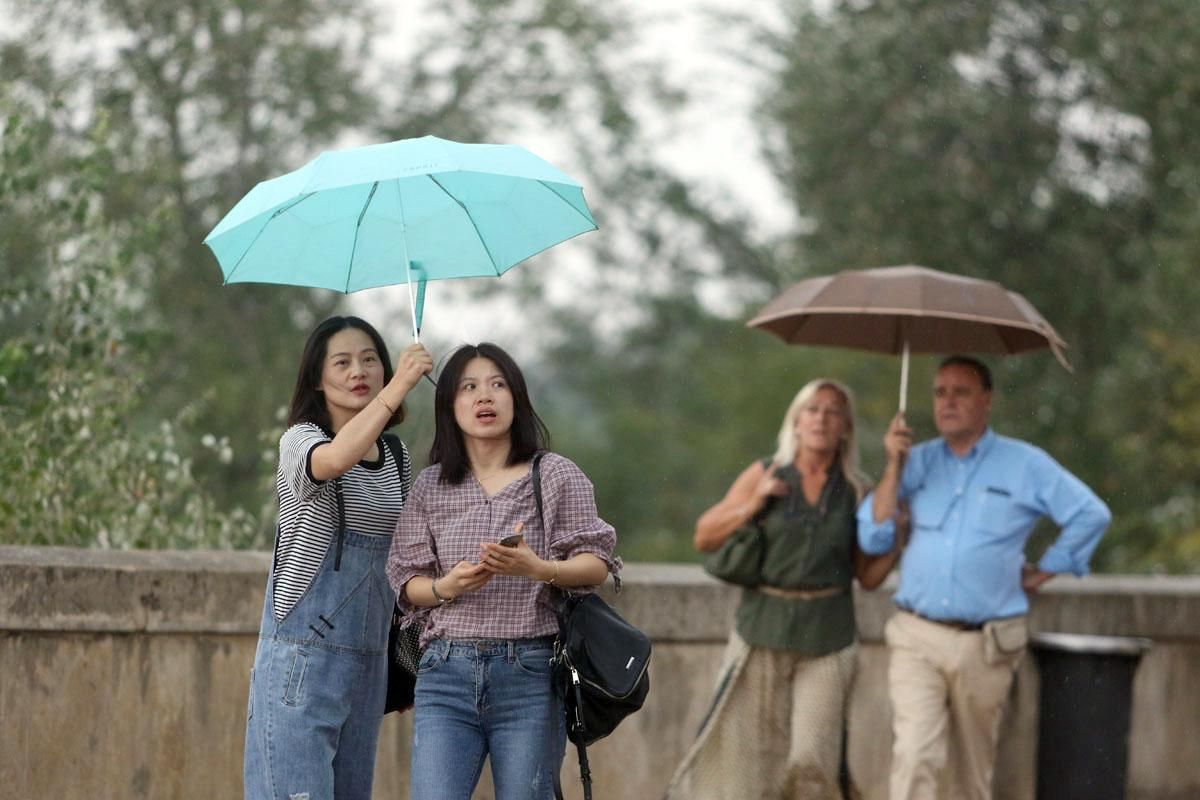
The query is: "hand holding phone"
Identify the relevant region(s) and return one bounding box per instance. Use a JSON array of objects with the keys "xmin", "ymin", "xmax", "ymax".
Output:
[{"xmin": 499, "ymin": 522, "xmax": 525, "ymax": 548}]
